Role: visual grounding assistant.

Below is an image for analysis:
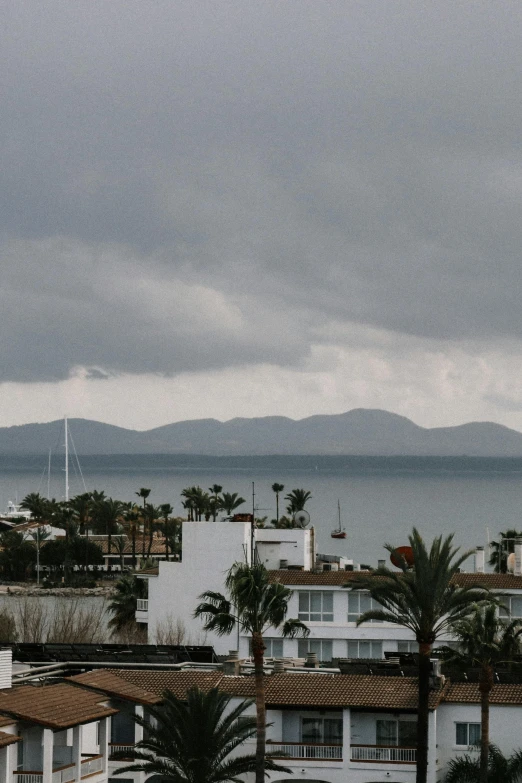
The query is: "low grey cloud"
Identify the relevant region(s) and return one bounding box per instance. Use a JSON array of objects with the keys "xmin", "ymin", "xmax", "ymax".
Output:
[{"xmin": 2, "ymin": 0, "xmax": 522, "ymax": 384}]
